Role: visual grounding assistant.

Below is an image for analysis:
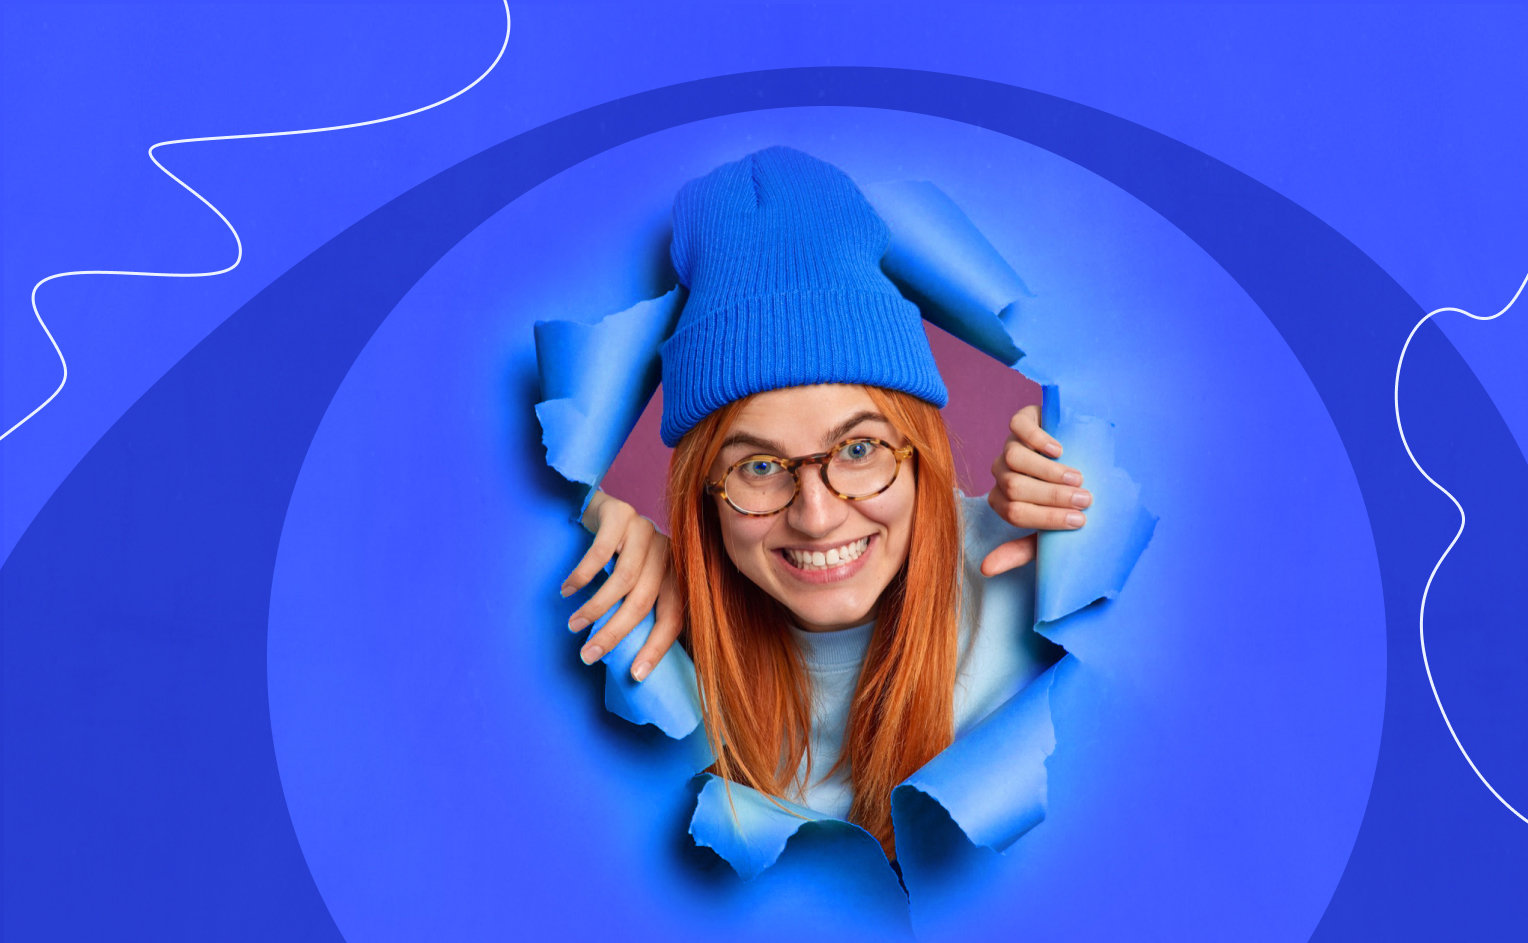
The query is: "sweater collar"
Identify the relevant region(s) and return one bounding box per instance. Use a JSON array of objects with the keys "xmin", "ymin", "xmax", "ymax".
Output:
[{"xmin": 788, "ymin": 619, "xmax": 875, "ymax": 672}]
